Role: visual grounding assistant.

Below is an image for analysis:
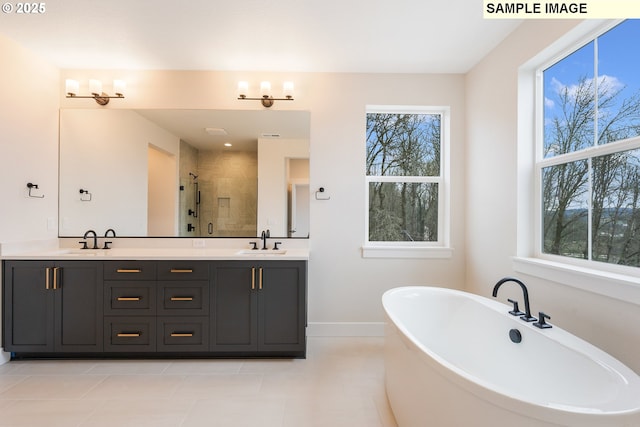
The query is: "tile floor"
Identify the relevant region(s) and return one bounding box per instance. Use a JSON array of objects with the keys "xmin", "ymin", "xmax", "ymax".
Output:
[{"xmin": 0, "ymin": 337, "xmax": 398, "ymax": 427}]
